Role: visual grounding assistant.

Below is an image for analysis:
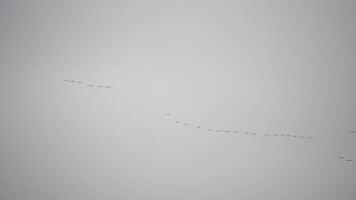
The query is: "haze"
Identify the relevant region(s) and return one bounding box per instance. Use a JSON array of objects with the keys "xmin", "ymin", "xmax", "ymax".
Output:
[{"xmin": 1, "ymin": 1, "xmax": 355, "ymax": 200}]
